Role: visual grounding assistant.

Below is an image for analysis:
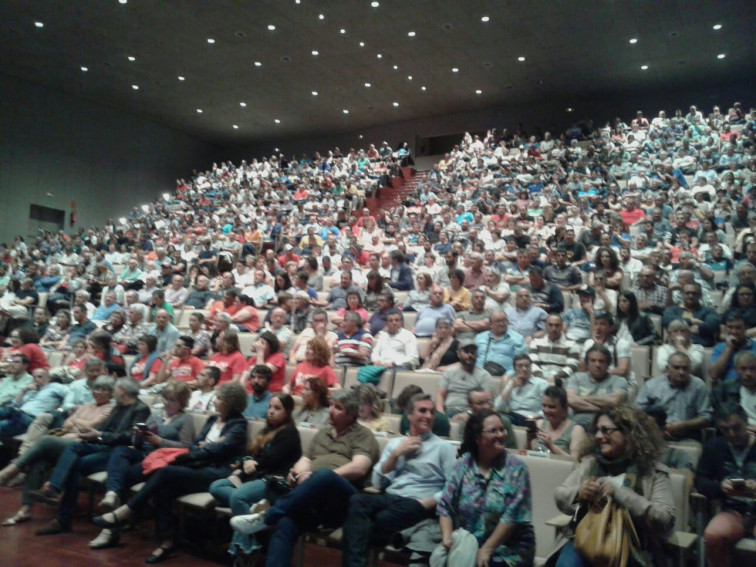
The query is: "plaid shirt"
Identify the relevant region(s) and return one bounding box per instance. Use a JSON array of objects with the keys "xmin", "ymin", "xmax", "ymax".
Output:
[{"xmin": 631, "ymin": 282, "xmax": 669, "ymax": 314}]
